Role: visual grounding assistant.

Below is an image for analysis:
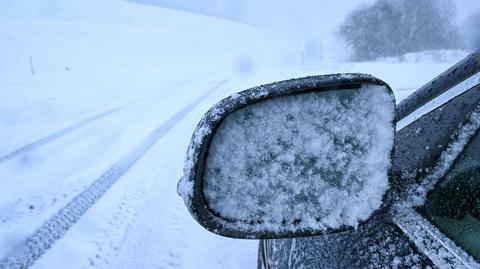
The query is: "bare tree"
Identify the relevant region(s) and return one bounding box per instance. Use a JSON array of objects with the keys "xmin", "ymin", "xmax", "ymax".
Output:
[
  {"xmin": 462, "ymin": 12, "xmax": 480, "ymax": 51},
  {"xmin": 339, "ymin": 0, "xmax": 460, "ymax": 61}
]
